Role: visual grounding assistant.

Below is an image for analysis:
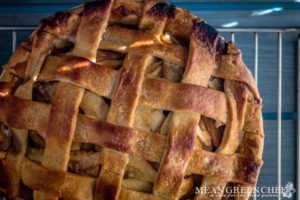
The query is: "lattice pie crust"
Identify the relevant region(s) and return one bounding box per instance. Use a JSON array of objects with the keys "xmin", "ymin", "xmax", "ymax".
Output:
[{"xmin": 0, "ymin": 0, "xmax": 264, "ymax": 199}]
